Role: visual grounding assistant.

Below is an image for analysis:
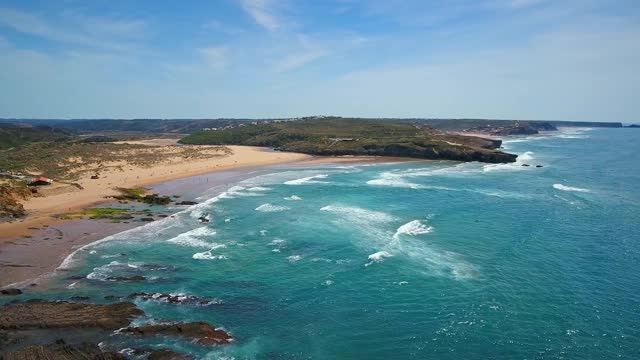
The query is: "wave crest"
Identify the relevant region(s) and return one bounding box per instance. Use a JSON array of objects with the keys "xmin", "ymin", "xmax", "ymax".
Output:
[{"xmin": 553, "ymin": 184, "xmax": 590, "ymax": 193}]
